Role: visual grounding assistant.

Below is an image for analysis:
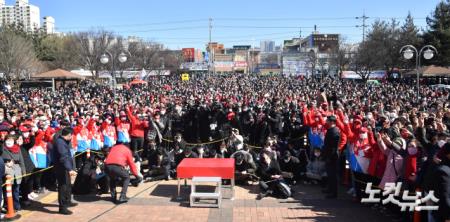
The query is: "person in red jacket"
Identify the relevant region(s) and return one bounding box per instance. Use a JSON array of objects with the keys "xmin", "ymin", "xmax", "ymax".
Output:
[
  {"xmin": 105, "ymin": 144, "xmax": 141, "ymax": 204},
  {"xmin": 126, "ymin": 105, "xmax": 148, "ymax": 154}
]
